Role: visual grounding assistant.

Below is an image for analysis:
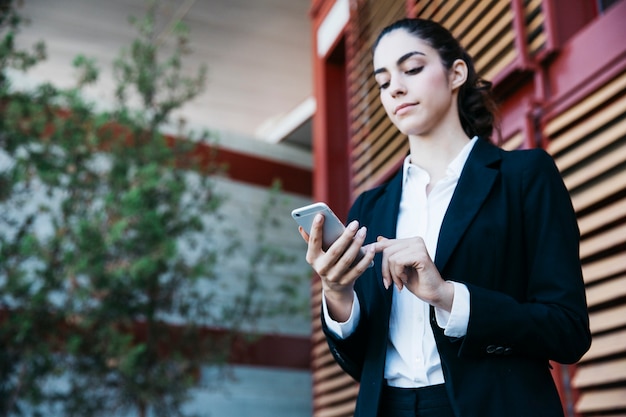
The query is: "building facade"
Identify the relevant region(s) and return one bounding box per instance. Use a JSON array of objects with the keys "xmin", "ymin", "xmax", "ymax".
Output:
[{"xmin": 309, "ymin": 0, "xmax": 626, "ymax": 415}]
